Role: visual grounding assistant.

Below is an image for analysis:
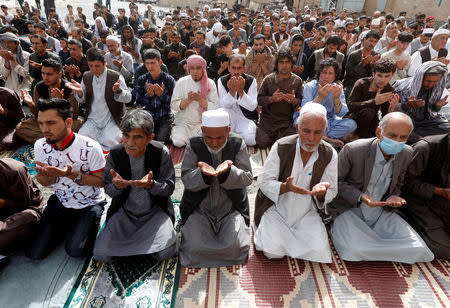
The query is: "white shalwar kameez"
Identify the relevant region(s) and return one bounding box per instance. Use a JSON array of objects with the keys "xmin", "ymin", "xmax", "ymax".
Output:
[
  {"xmin": 254, "ymin": 140, "xmax": 338, "ymax": 263},
  {"xmin": 218, "ymin": 78, "xmax": 258, "ymax": 146}
]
